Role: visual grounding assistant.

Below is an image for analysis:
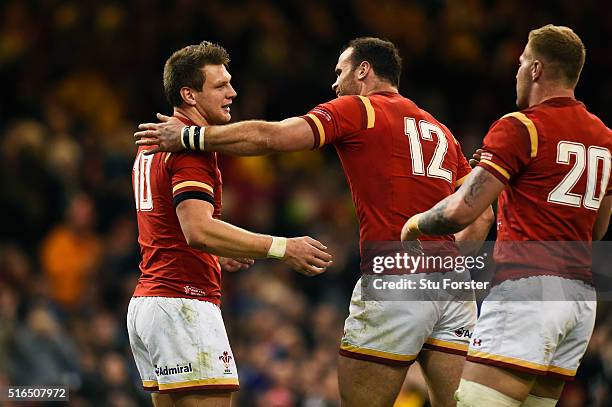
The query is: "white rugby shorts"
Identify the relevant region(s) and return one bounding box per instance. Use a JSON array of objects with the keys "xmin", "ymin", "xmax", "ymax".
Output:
[
  {"xmin": 467, "ymin": 276, "xmax": 596, "ymax": 380},
  {"xmin": 340, "ymin": 276, "xmax": 477, "ymax": 365},
  {"xmin": 127, "ymin": 297, "xmax": 239, "ymax": 393}
]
